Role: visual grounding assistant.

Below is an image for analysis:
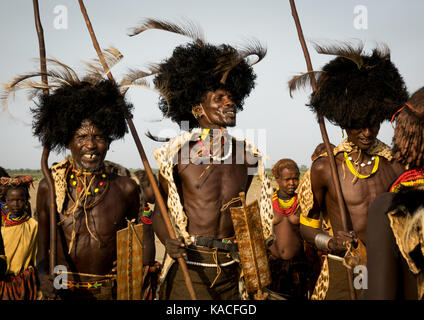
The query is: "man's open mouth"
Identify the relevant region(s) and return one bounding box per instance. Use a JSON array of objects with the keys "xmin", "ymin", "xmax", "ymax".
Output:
[
  {"xmin": 359, "ymin": 139, "xmax": 373, "ymax": 145},
  {"xmin": 83, "ymin": 154, "xmax": 98, "ymax": 160}
]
